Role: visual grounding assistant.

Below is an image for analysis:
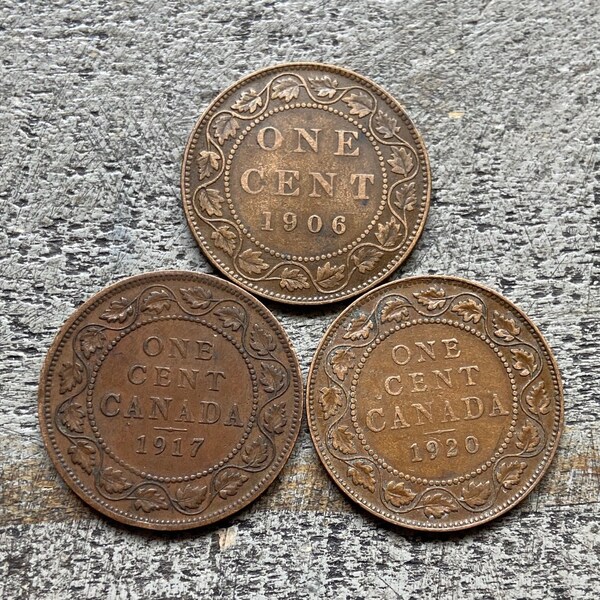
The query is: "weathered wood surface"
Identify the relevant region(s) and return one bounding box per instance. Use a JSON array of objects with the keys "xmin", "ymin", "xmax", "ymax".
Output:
[{"xmin": 0, "ymin": 1, "xmax": 598, "ymax": 598}]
